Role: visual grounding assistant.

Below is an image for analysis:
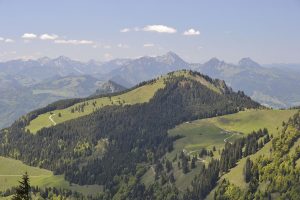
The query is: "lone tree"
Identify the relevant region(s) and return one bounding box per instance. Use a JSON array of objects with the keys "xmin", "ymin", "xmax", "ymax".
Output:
[{"xmin": 12, "ymin": 172, "xmax": 31, "ymax": 200}]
